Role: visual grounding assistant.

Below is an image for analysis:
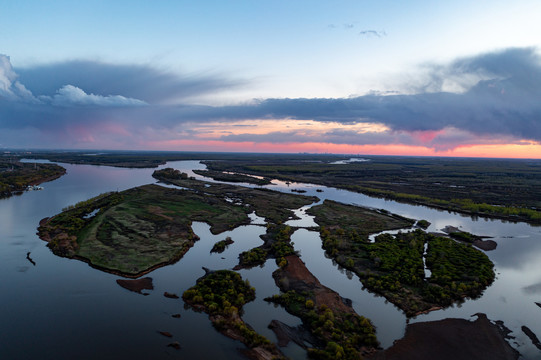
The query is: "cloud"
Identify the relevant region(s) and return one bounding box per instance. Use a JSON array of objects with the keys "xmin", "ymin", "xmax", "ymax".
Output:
[
  {"xmin": 190, "ymin": 48, "xmax": 541, "ymax": 143},
  {"xmin": 215, "ymin": 125, "xmax": 520, "ymax": 152},
  {"xmin": 44, "ymin": 85, "xmax": 147, "ymax": 107},
  {"xmin": 359, "ymin": 30, "xmax": 386, "ymax": 37},
  {"xmin": 0, "ymin": 55, "xmax": 39, "ymax": 103},
  {"xmin": 1, "ymin": 48, "xmax": 540, "ymax": 152},
  {"xmin": 16, "ymin": 60, "xmax": 244, "ymax": 105}
]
